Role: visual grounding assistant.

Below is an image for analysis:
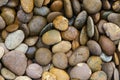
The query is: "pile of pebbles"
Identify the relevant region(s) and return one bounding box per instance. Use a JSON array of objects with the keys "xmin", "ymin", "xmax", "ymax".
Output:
[{"xmin": 0, "ymin": 0, "xmax": 120, "ymax": 80}]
